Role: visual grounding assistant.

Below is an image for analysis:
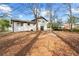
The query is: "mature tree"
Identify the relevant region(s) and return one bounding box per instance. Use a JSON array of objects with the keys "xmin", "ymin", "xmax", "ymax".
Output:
[
  {"xmin": 63, "ymin": 3, "xmax": 74, "ymax": 31},
  {"xmin": 45, "ymin": 3, "xmax": 53, "ymax": 32},
  {"xmin": 29, "ymin": 3, "xmax": 41, "ymax": 31},
  {"xmin": 68, "ymin": 4, "xmax": 73, "ymax": 31},
  {"xmin": 67, "ymin": 16, "xmax": 76, "ymax": 24}
]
